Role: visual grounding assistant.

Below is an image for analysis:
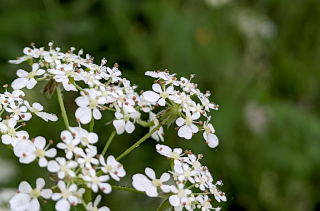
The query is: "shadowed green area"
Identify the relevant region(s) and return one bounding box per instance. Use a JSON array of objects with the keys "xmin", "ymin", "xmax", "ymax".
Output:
[{"xmin": 0, "ymin": 0, "xmax": 320, "ymax": 210}]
